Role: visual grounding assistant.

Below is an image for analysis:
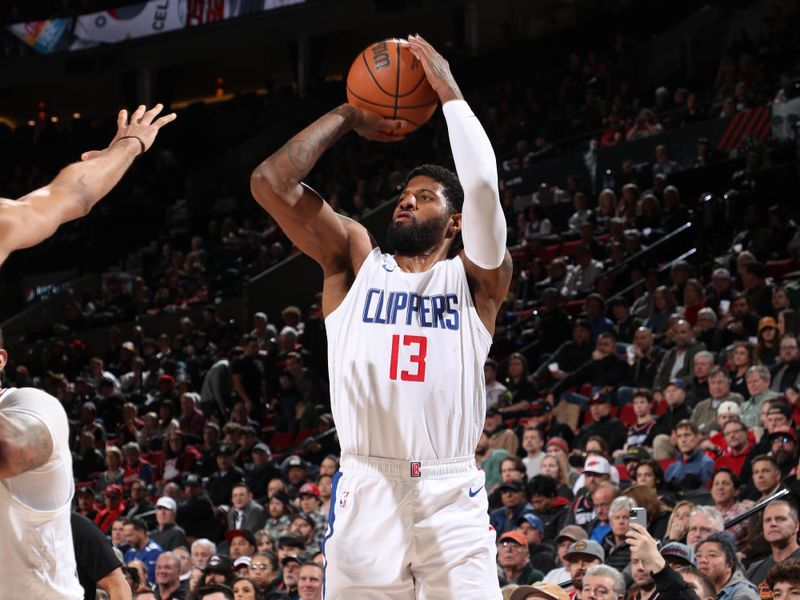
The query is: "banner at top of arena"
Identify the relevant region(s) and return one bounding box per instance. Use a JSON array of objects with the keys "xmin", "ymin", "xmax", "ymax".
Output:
[{"xmin": 7, "ymin": 0, "xmax": 305, "ymax": 54}]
